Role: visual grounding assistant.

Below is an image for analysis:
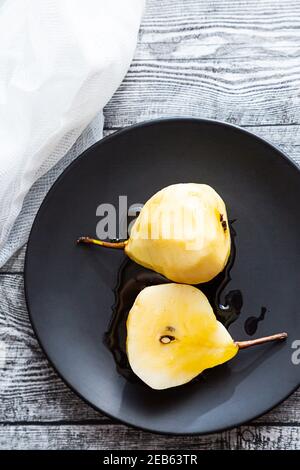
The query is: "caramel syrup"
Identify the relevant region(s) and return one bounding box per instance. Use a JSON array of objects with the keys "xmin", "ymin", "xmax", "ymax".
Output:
[{"xmin": 105, "ymin": 224, "xmax": 243, "ymax": 382}]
